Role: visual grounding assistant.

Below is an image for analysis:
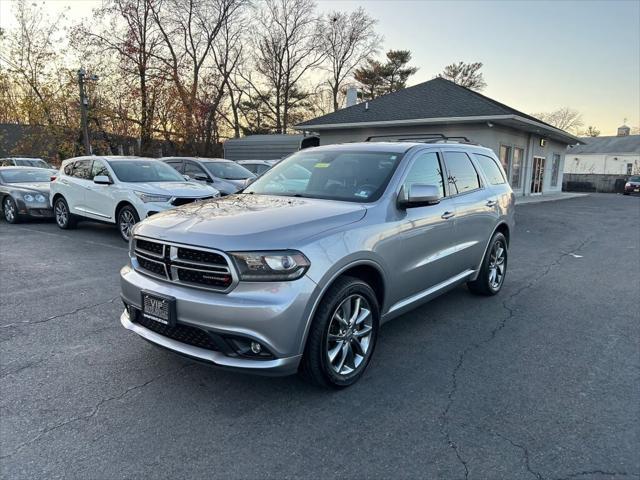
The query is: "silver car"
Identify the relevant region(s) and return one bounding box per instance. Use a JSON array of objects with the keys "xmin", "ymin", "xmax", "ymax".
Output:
[
  {"xmin": 161, "ymin": 157, "xmax": 255, "ymax": 195},
  {"xmin": 120, "ymin": 141, "xmax": 515, "ymax": 388}
]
